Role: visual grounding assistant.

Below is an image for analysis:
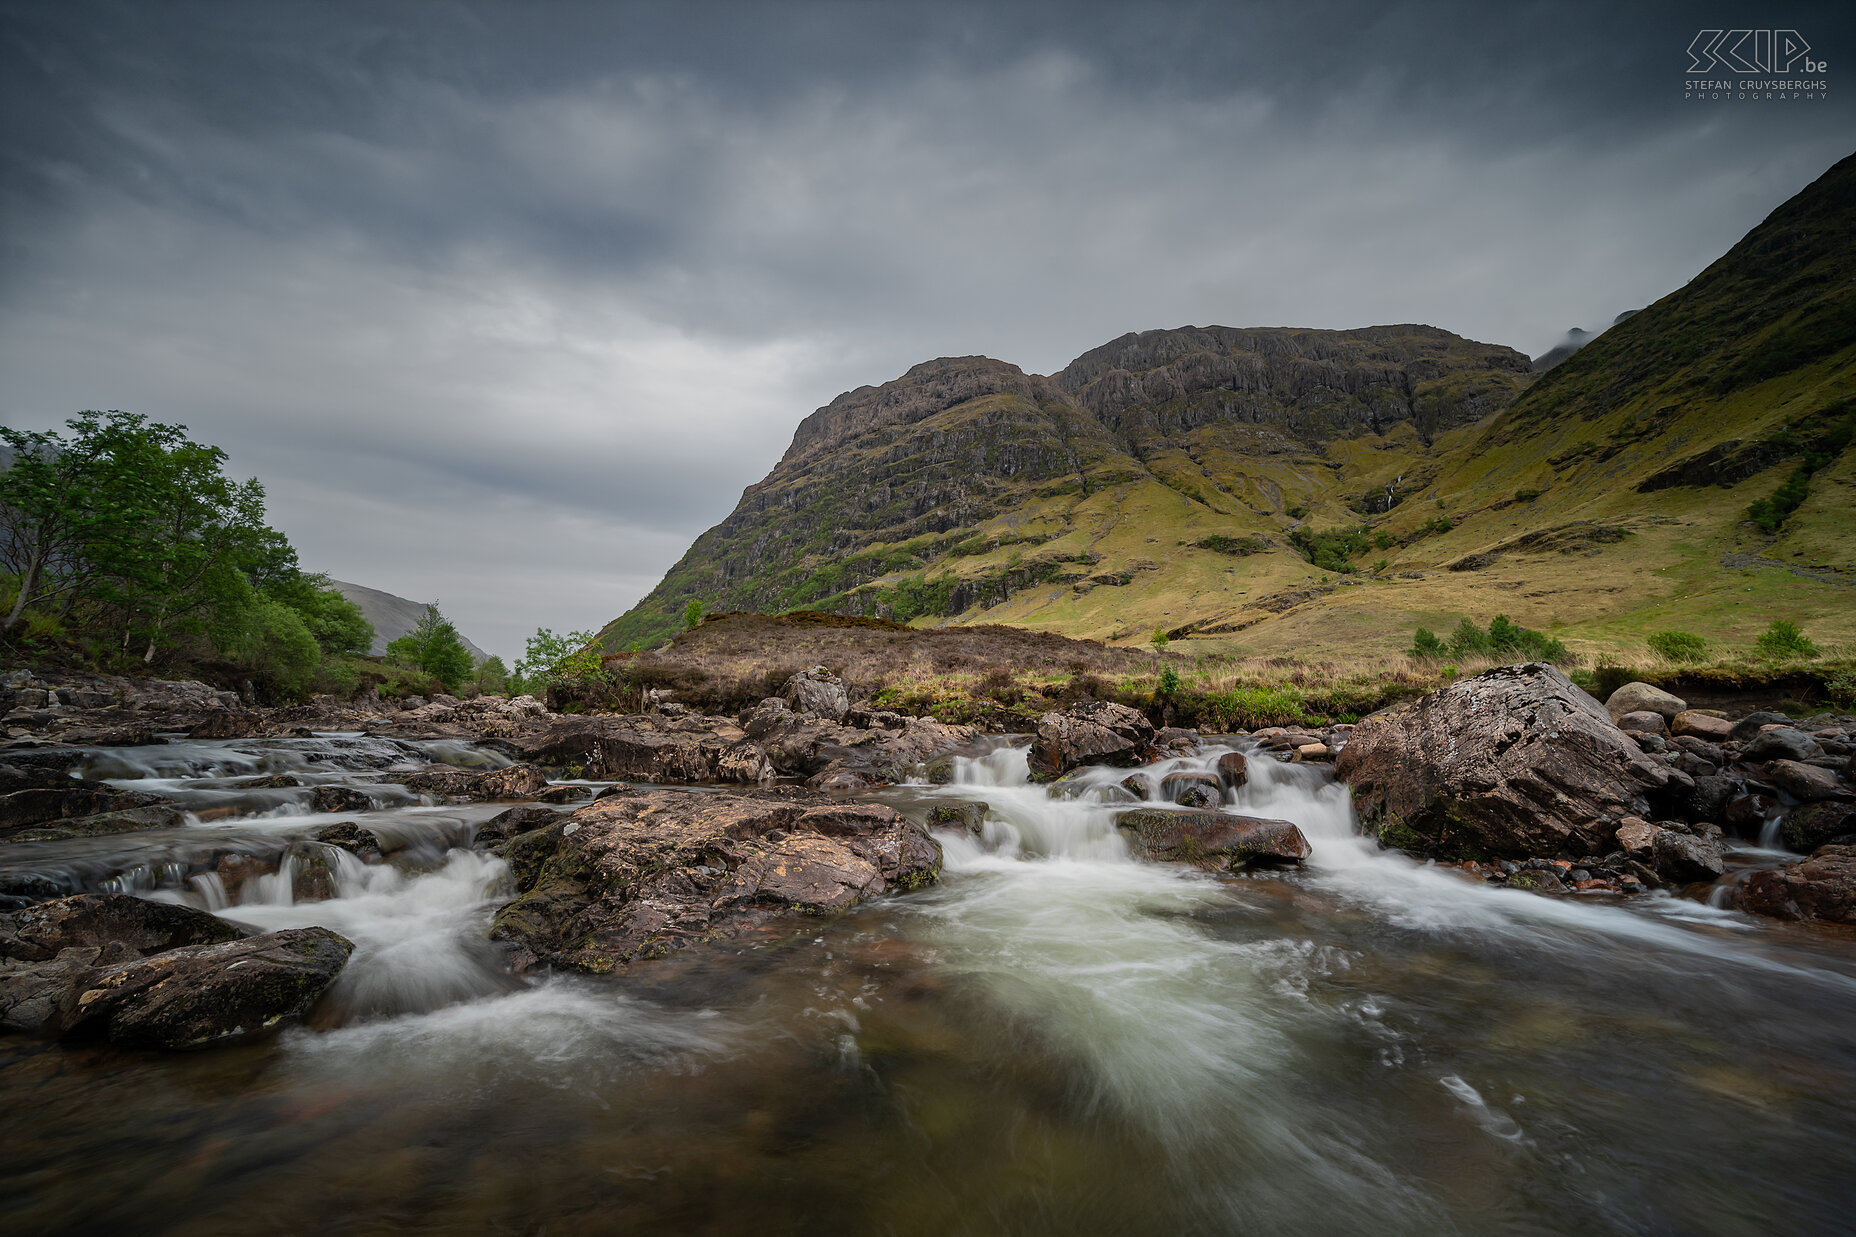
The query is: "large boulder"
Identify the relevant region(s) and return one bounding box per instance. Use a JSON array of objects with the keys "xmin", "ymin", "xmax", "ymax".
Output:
[
  {"xmin": 1335, "ymin": 663, "xmax": 1676, "ymax": 859},
  {"xmin": 60, "ymin": 927, "xmax": 353, "ymax": 1048},
  {"xmin": 488, "ymin": 790, "xmax": 941, "ymax": 973},
  {"xmin": 1735, "ymin": 845, "xmax": 1856, "ymax": 924},
  {"xmin": 1743, "ymin": 729, "xmax": 1823, "ymax": 763},
  {"xmin": 0, "ymin": 782, "xmax": 166, "ymax": 834},
  {"xmin": 1782, "ymin": 802, "xmax": 1856, "ymax": 853},
  {"xmin": 783, "ymin": 667, "xmax": 850, "ymax": 723},
  {"xmin": 1604, "ymin": 682, "xmax": 1686, "ymax": 722},
  {"xmin": 1671, "ymin": 711, "xmax": 1733, "ymax": 741},
  {"xmin": 1116, "ymin": 809, "xmax": 1309, "ymax": 868},
  {"xmin": 1028, "ymin": 701, "xmax": 1156, "ymax": 780},
  {"xmin": 1763, "ymin": 760, "xmax": 1849, "ymax": 803},
  {"xmin": 397, "ymin": 762, "xmax": 550, "ymax": 802}
]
